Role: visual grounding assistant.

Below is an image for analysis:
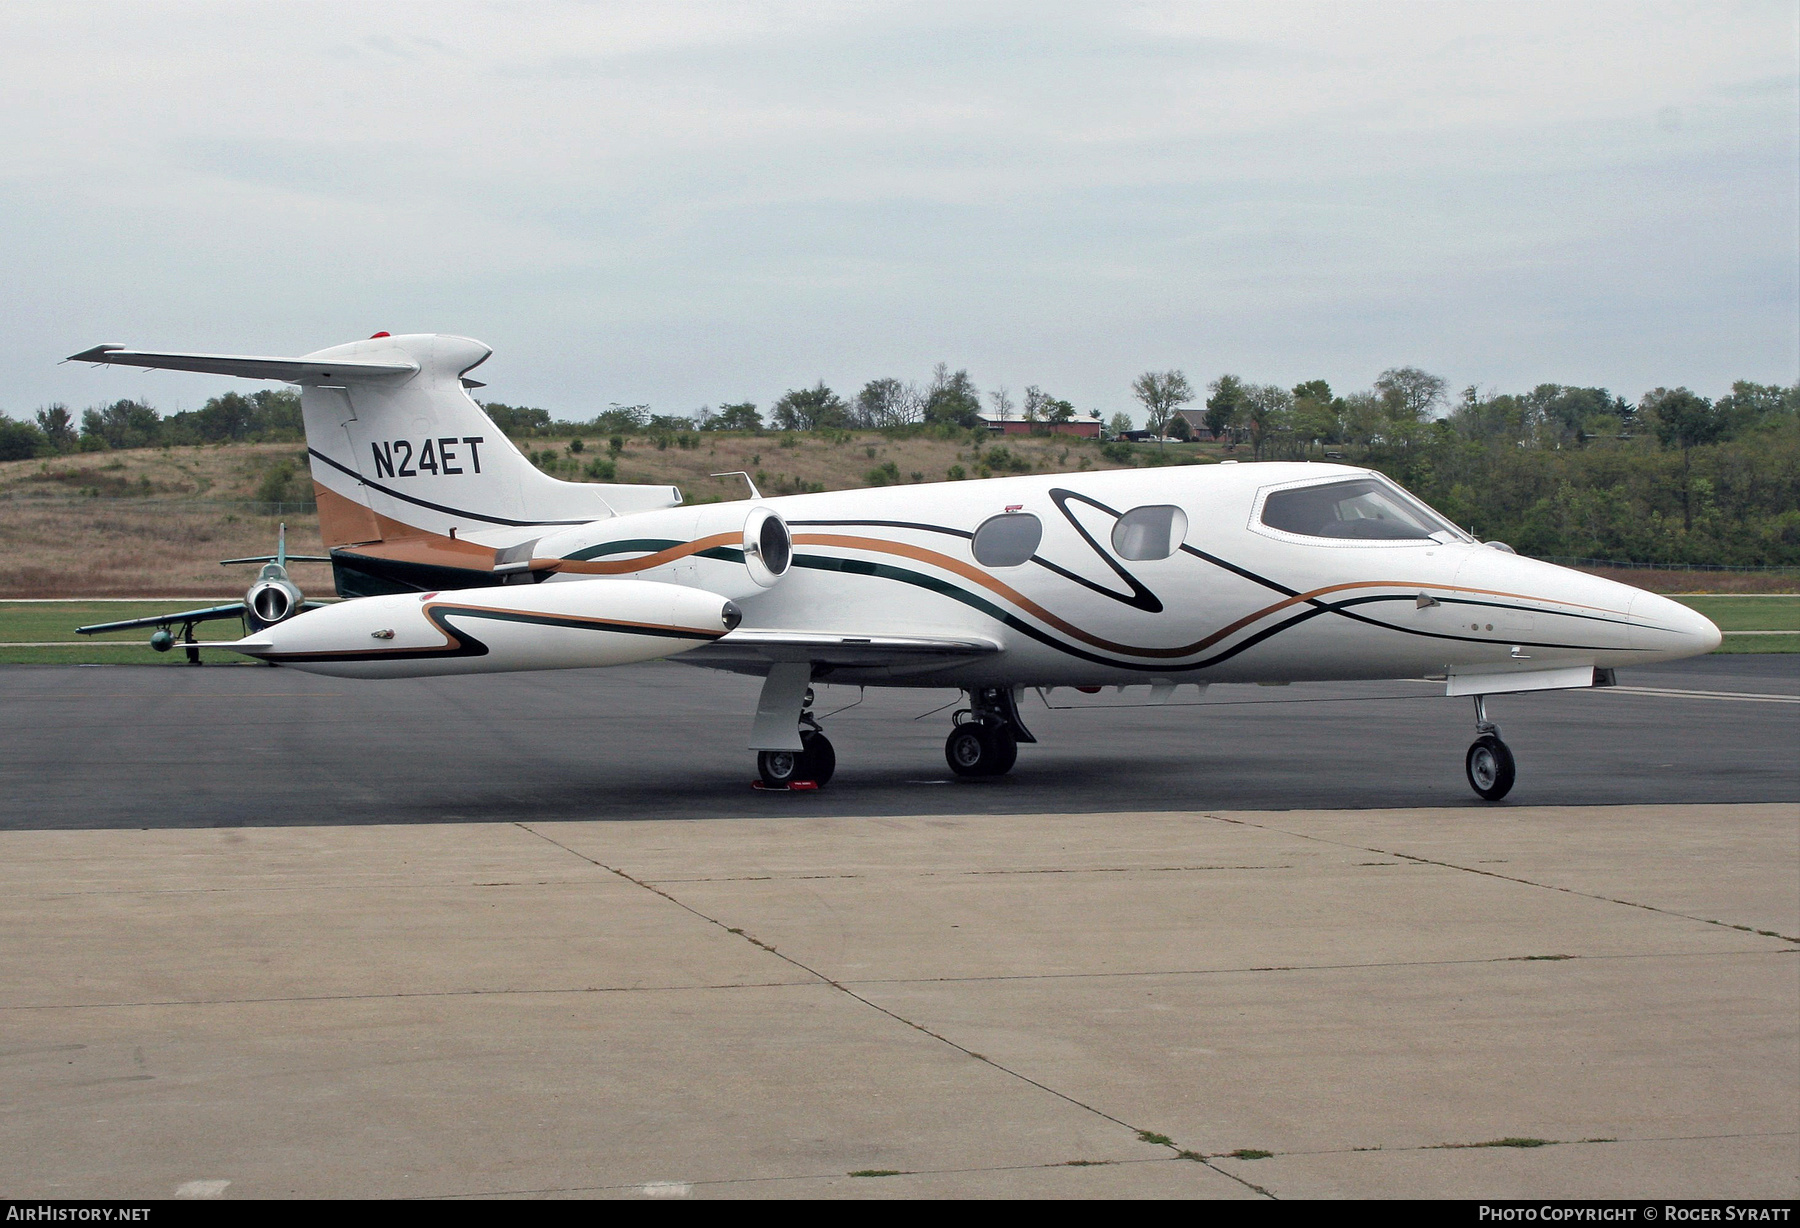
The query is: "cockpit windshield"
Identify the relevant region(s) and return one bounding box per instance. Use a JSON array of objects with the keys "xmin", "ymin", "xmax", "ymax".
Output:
[{"xmin": 1260, "ymin": 477, "xmax": 1471, "ymax": 543}]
